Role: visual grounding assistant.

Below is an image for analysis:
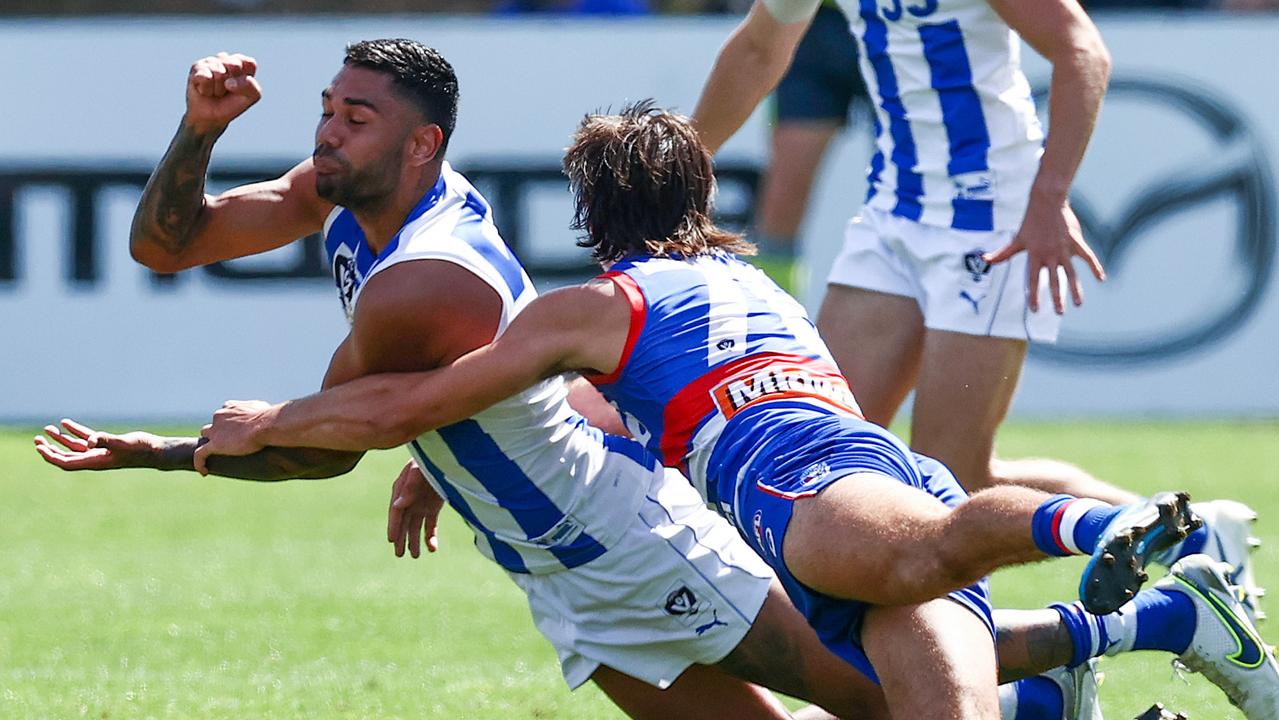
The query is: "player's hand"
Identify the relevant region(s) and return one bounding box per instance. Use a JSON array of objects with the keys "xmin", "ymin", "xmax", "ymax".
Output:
[
  {"xmin": 183, "ymin": 52, "xmax": 263, "ymax": 134},
  {"xmin": 193, "ymin": 399, "xmax": 277, "ymax": 475},
  {"xmin": 387, "ymin": 460, "xmax": 445, "ymax": 558},
  {"xmin": 33, "ymin": 418, "xmax": 164, "ymax": 471},
  {"xmin": 984, "ymin": 198, "xmax": 1105, "ymax": 314}
]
